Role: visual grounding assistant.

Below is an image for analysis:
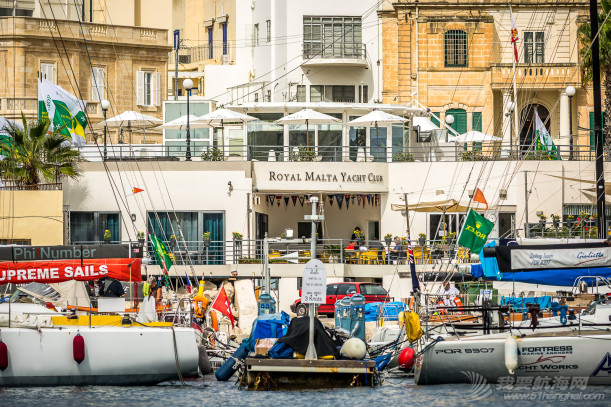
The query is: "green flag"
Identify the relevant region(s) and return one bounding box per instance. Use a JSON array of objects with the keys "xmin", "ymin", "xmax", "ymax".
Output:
[
  {"xmin": 534, "ymin": 109, "xmax": 560, "ymax": 160},
  {"xmin": 149, "ymin": 234, "xmax": 173, "ymax": 275},
  {"xmin": 457, "ymin": 209, "xmax": 494, "ymax": 253},
  {"xmin": 38, "ymin": 78, "xmax": 87, "ymax": 146}
]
